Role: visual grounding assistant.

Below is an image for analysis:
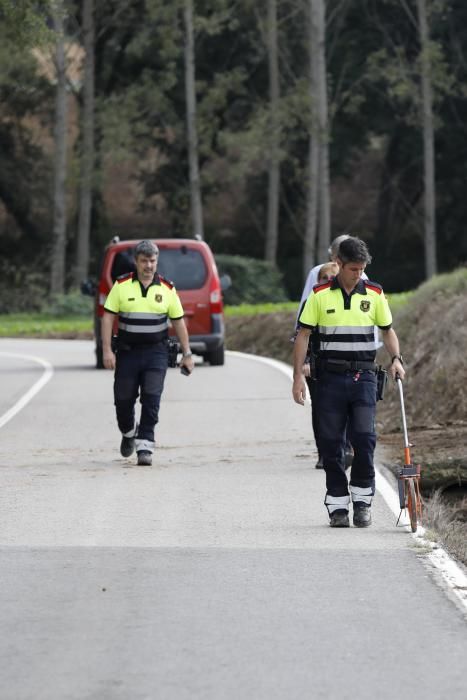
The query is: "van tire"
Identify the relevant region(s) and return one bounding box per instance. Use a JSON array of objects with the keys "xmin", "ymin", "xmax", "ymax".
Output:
[
  {"xmin": 96, "ymin": 345, "xmax": 105, "ymax": 369},
  {"xmin": 205, "ymin": 344, "xmax": 225, "ymax": 366}
]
